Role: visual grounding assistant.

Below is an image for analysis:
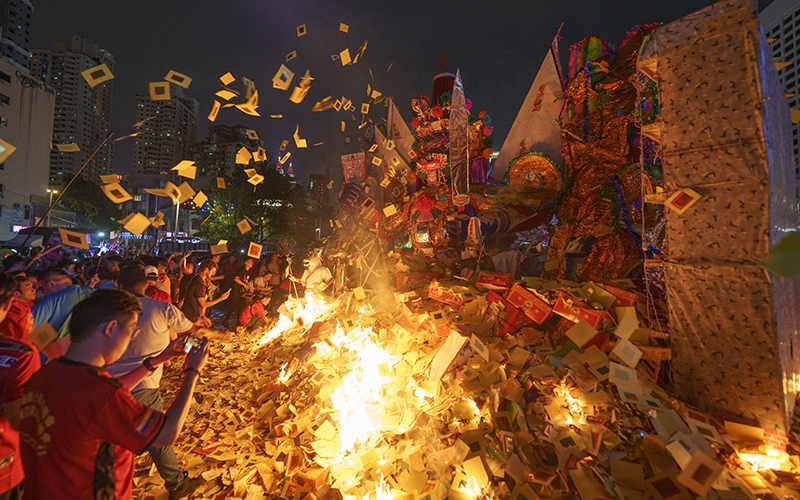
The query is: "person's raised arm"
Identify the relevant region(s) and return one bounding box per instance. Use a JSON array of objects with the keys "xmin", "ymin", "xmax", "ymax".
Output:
[
  {"xmin": 150, "ymin": 339, "xmax": 209, "ymax": 447},
  {"xmin": 197, "ymin": 289, "xmax": 230, "ymax": 309},
  {"xmin": 117, "ymin": 336, "xmax": 185, "ymax": 389}
]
